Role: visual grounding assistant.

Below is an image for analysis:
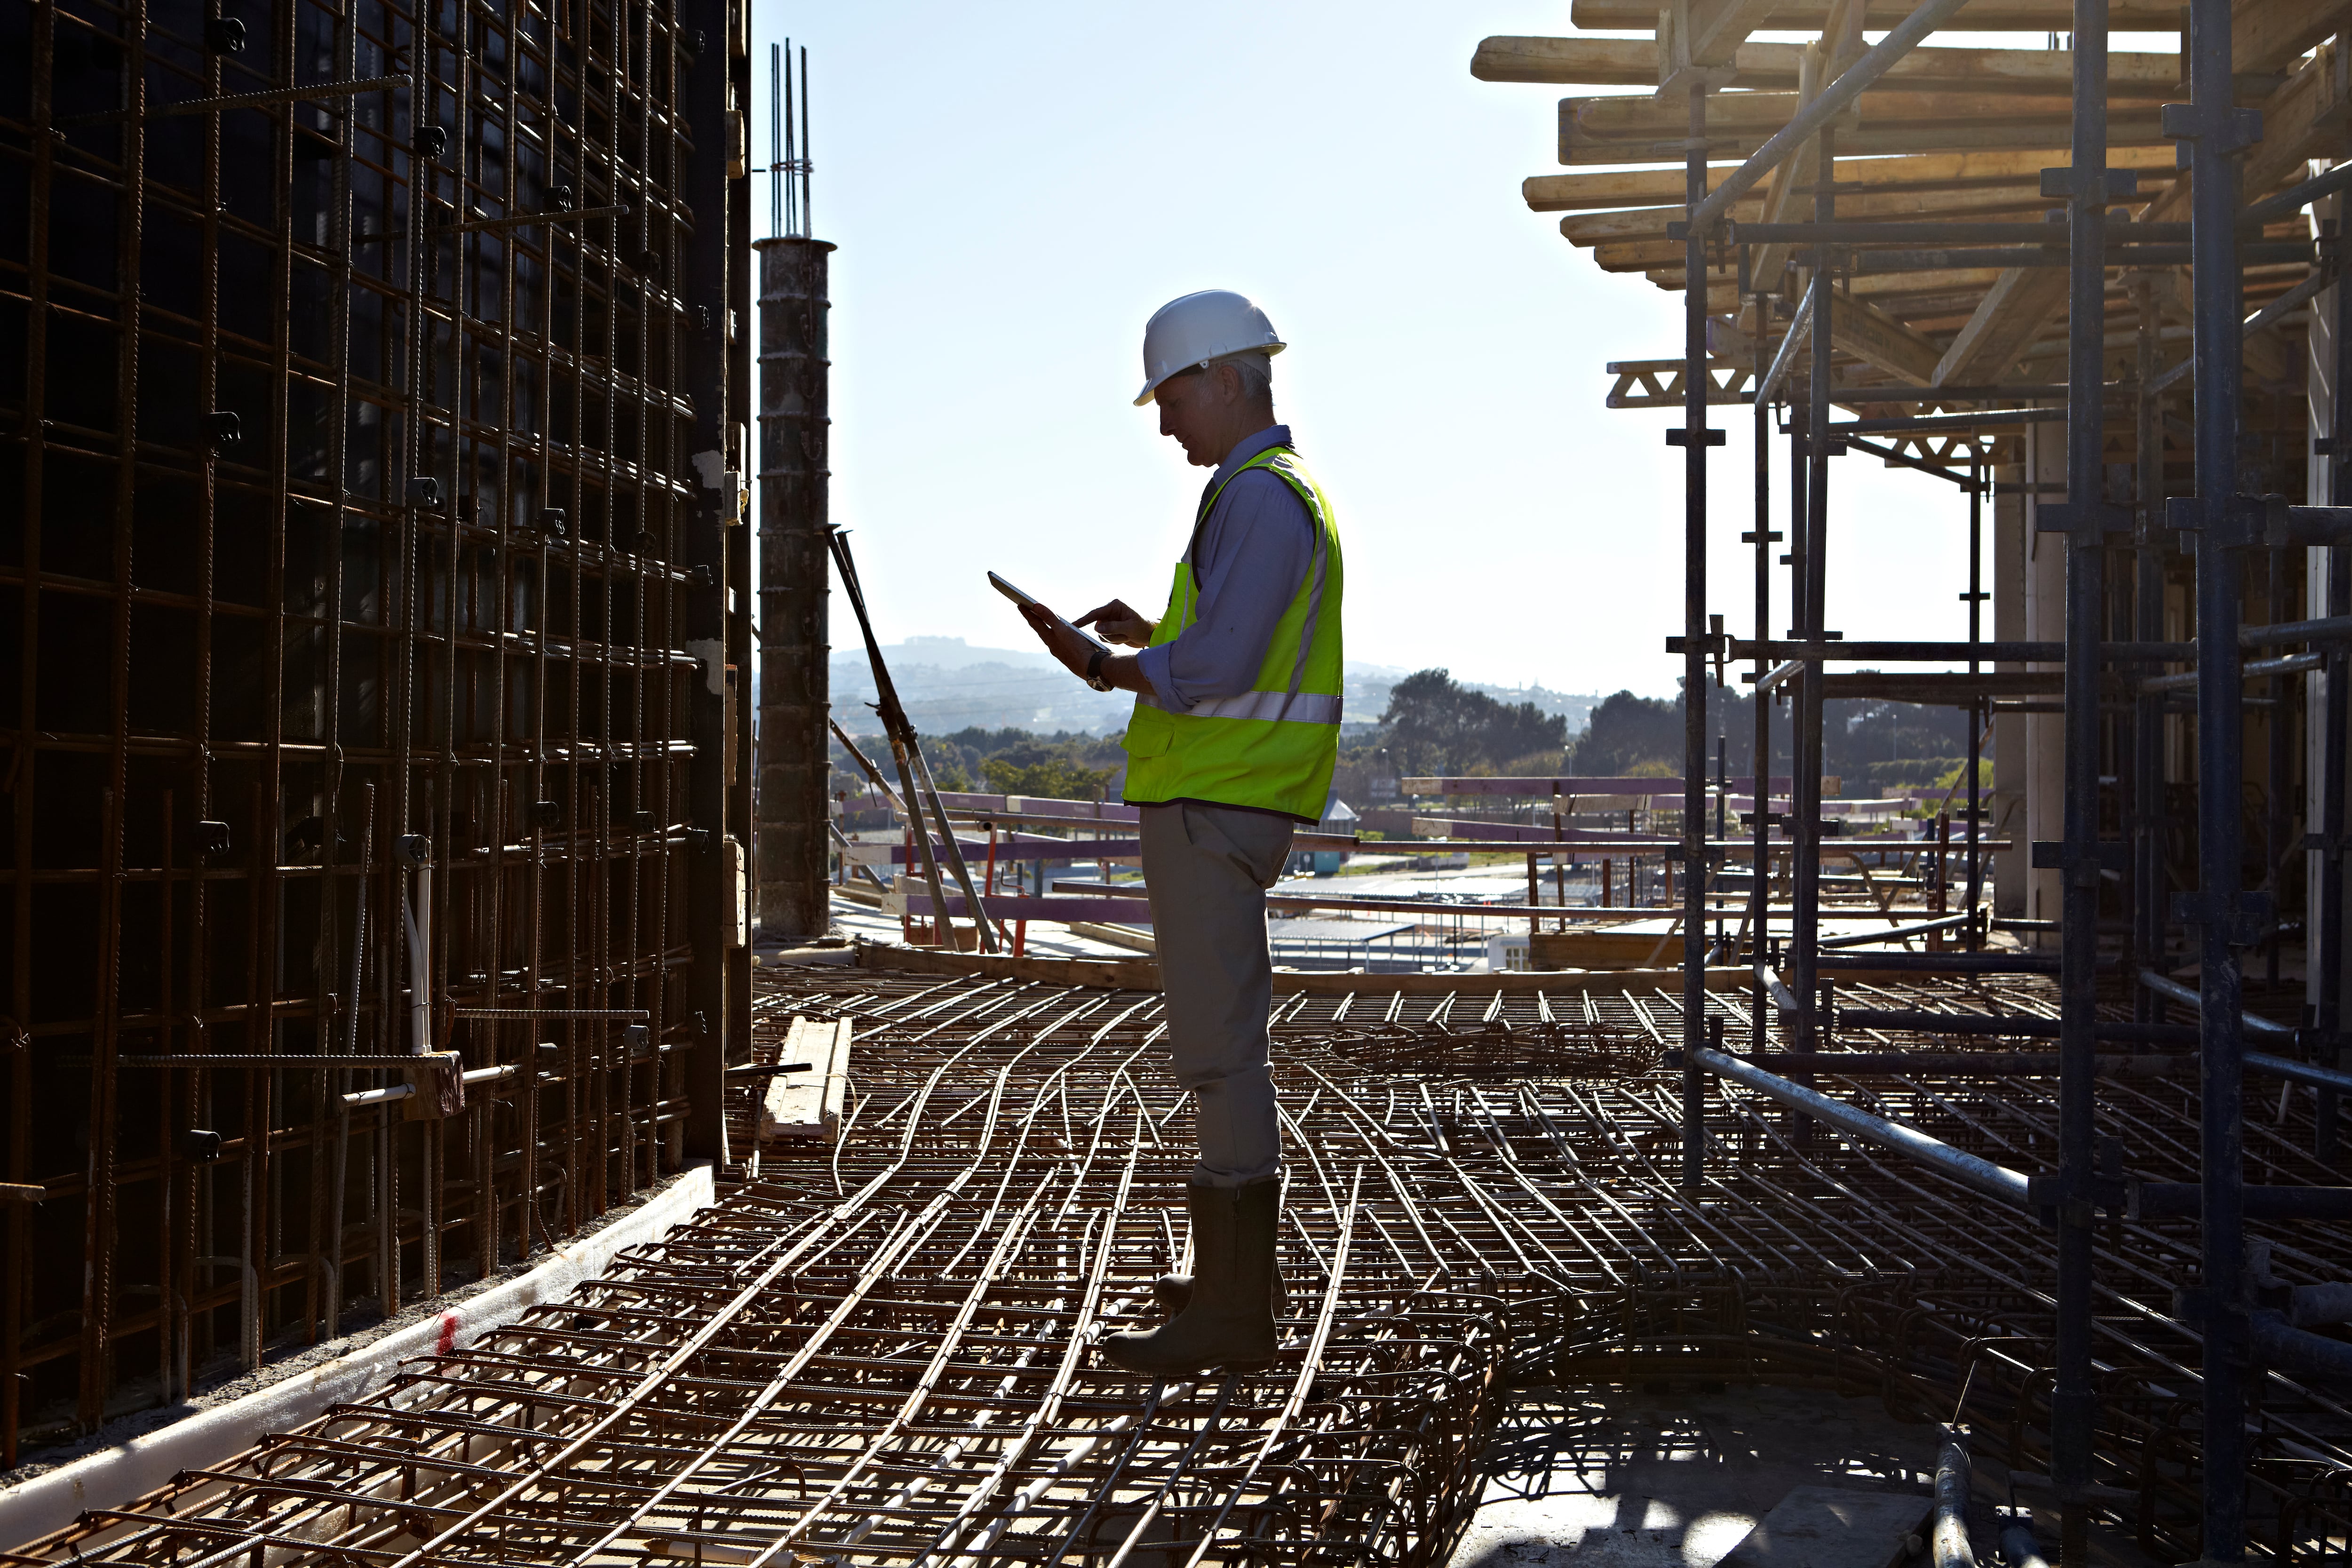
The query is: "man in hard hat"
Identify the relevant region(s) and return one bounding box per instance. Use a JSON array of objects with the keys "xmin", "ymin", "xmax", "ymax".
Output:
[{"xmin": 1018, "ymin": 289, "xmax": 1343, "ymax": 1375}]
